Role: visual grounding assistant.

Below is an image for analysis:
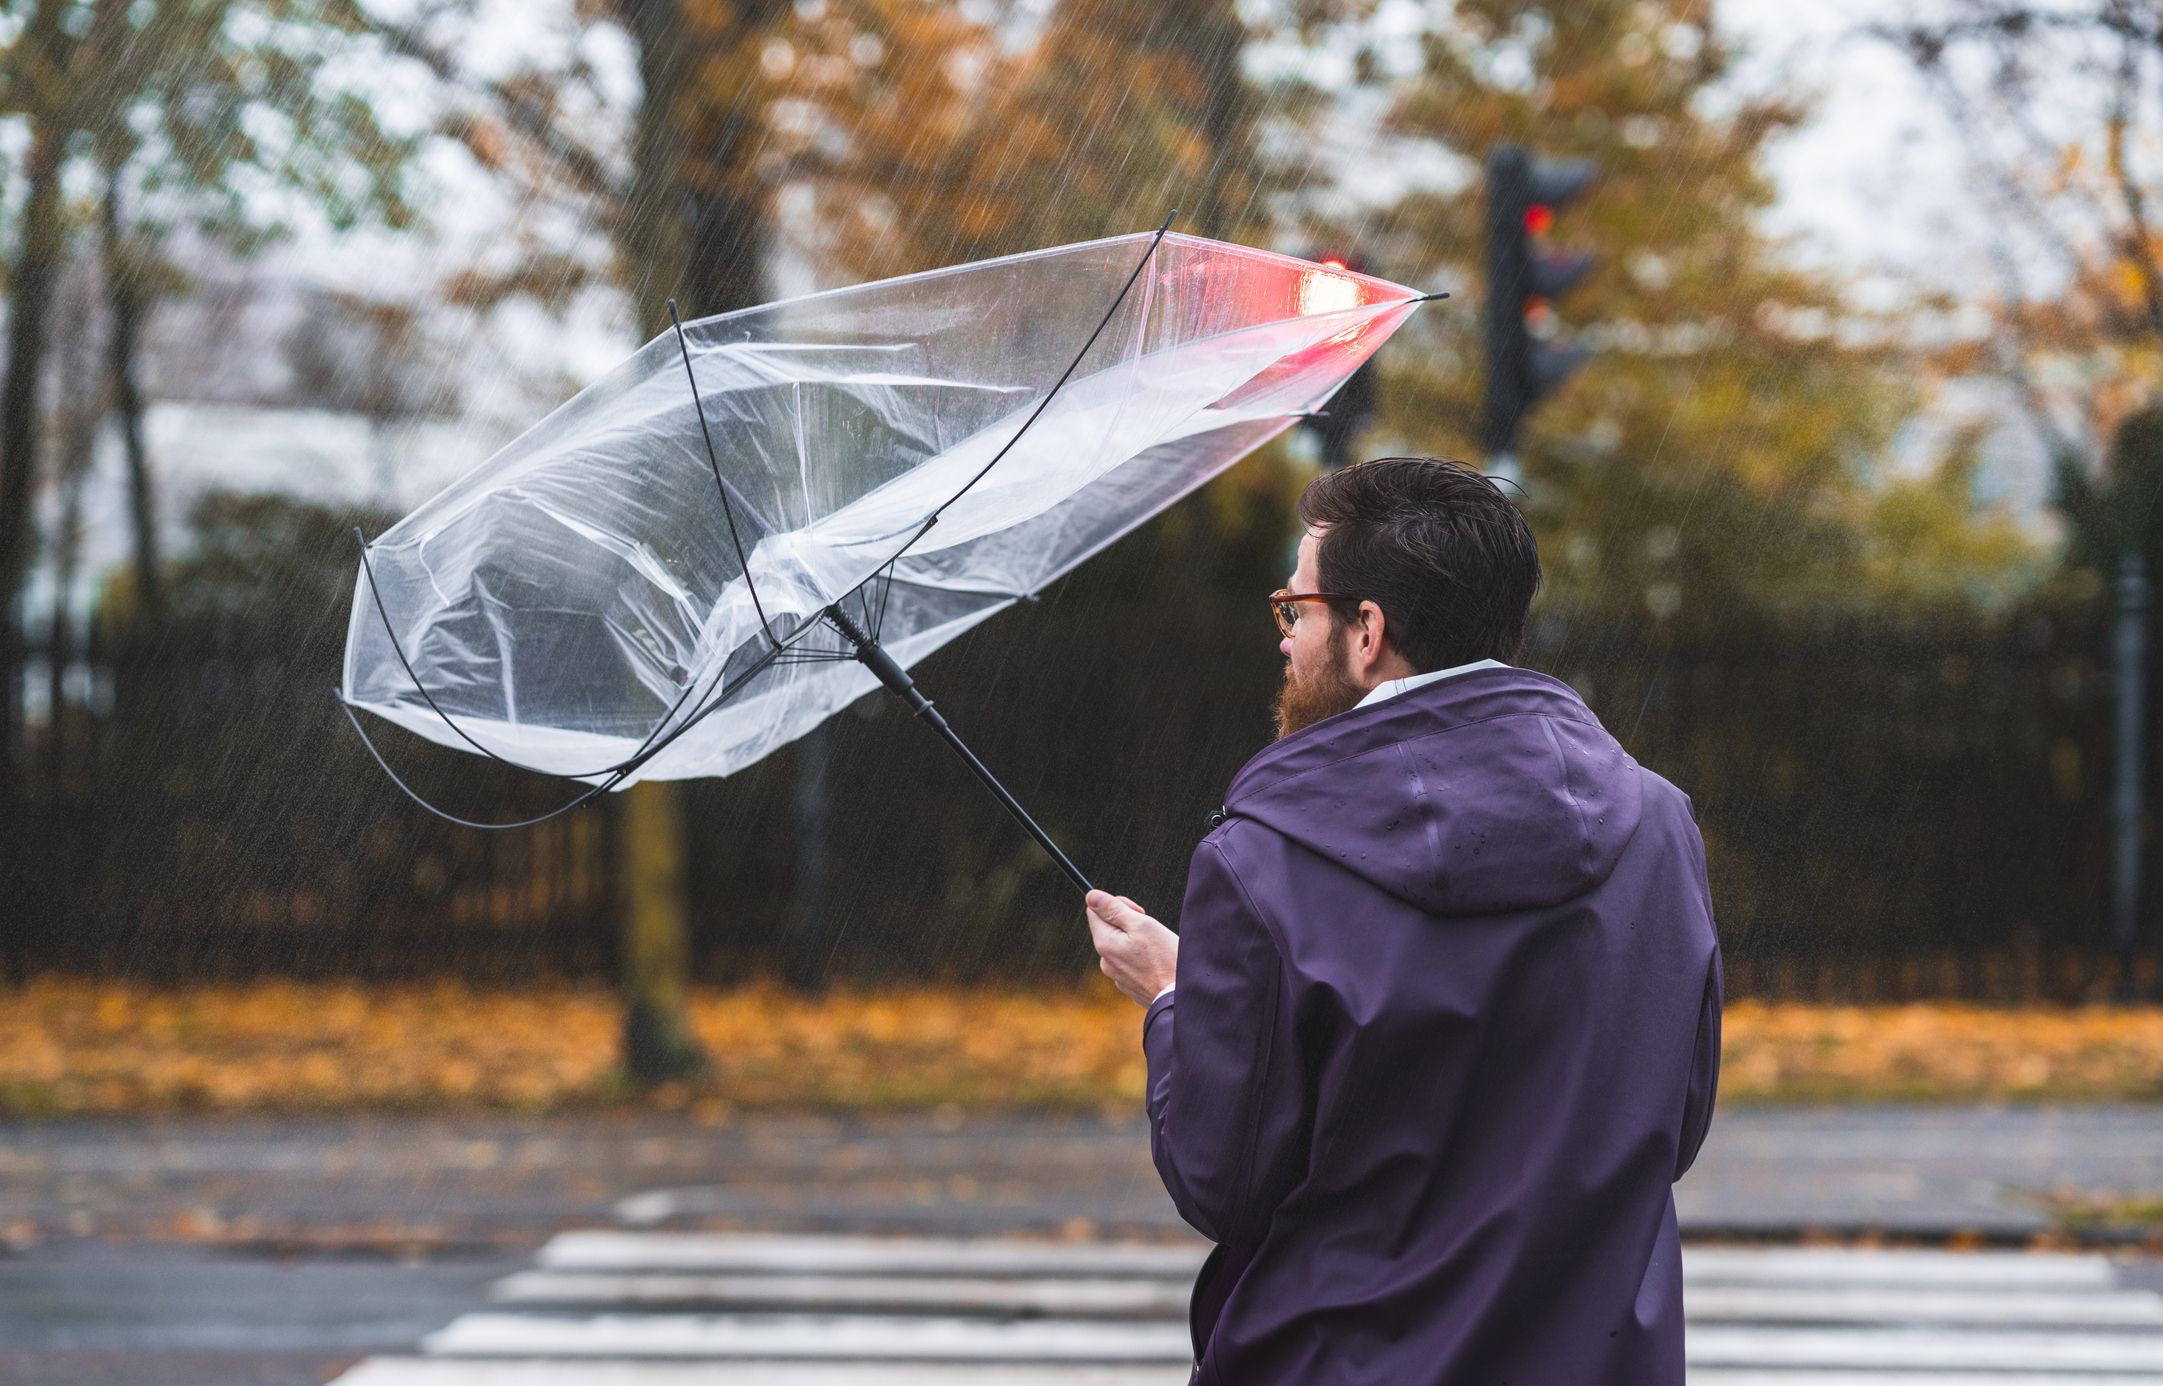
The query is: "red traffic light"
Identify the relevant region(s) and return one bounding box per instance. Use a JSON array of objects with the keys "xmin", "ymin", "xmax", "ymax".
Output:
[{"xmin": 1524, "ymin": 203, "xmax": 1554, "ymax": 236}]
